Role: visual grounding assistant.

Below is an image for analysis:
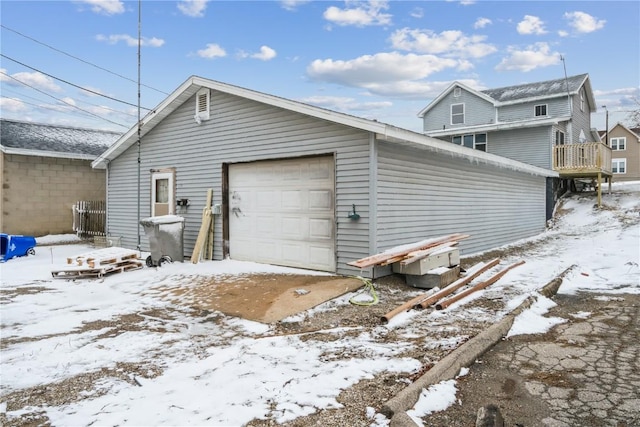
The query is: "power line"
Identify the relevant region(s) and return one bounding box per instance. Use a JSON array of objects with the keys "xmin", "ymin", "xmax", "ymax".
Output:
[
  {"xmin": 1, "ymin": 71, "xmax": 130, "ymax": 128},
  {"xmin": 2, "ymin": 85, "xmax": 139, "ymax": 119},
  {"xmin": 1, "ymin": 54, "xmax": 154, "ymax": 111},
  {"xmin": 1, "ymin": 24, "xmax": 169, "ymax": 96}
]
